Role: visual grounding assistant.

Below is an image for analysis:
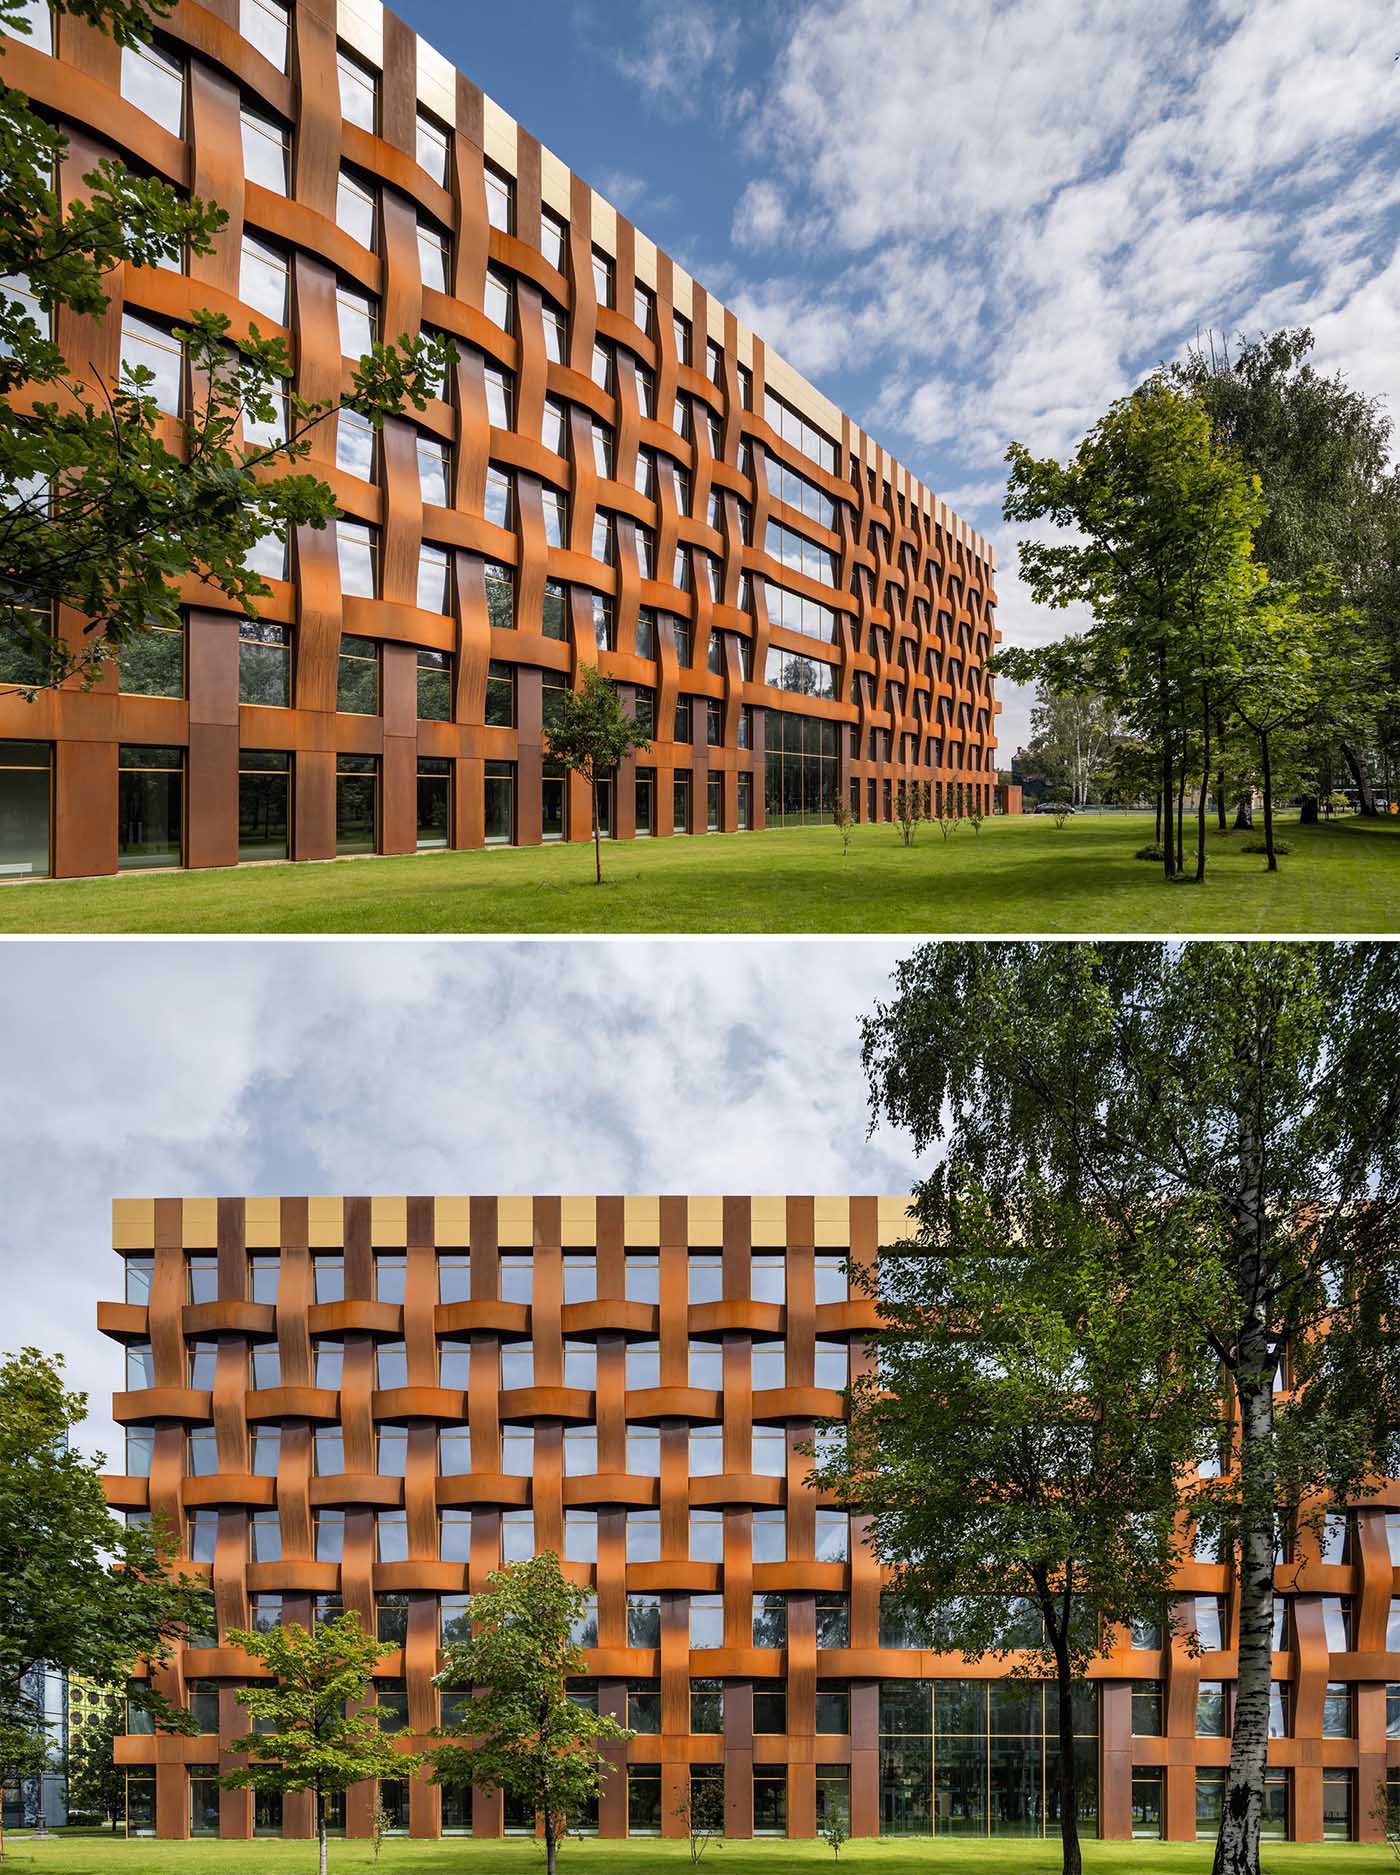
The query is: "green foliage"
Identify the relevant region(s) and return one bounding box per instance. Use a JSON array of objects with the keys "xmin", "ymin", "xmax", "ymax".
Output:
[
  {"xmin": 431, "ymin": 1553, "xmax": 631, "ymax": 1872},
  {"xmin": 0, "ymin": 1348, "xmax": 209, "ymax": 1743},
  {"xmin": 821, "ymin": 1812, "xmax": 849, "ymax": 1860},
  {"xmin": 542, "ymin": 667, "xmax": 652, "ymax": 883},
  {"xmin": 831, "ymin": 795, "xmax": 853, "ymax": 854},
  {"xmin": 66, "ymin": 1694, "xmax": 127, "ymax": 1829},
  {"xmin": 1022, "ymin": 689, "xmax": 1120, "ymax": 808},
  {"xmin": 1001, "ymin": 375, "xmax": 1266, "ymax": 884},
  {"xmin": 0, "ymin": 0, "xmax": 454, "ymax": 692},
  {"xmin": 1240, "ymin": 840, "xmax": 1290, "ymax": 856},
  {"xmin": 861, "ymin": 941, "xmax": 1400, "ymax": 1875},
  {"xmin": 1134, "ymin": 844, "xmax": 1165, "ymax": 861},
  {"xmin": 221, "ymin": 1614, "xmax": 421, "ymax": 1861},
  {"xmin": 893, "ymin": 779, "xmax": 923, "ymax": 847},
  {"xmin": 674, "ymin": 1776, "xmax": 725, "ymax": 1864}
]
